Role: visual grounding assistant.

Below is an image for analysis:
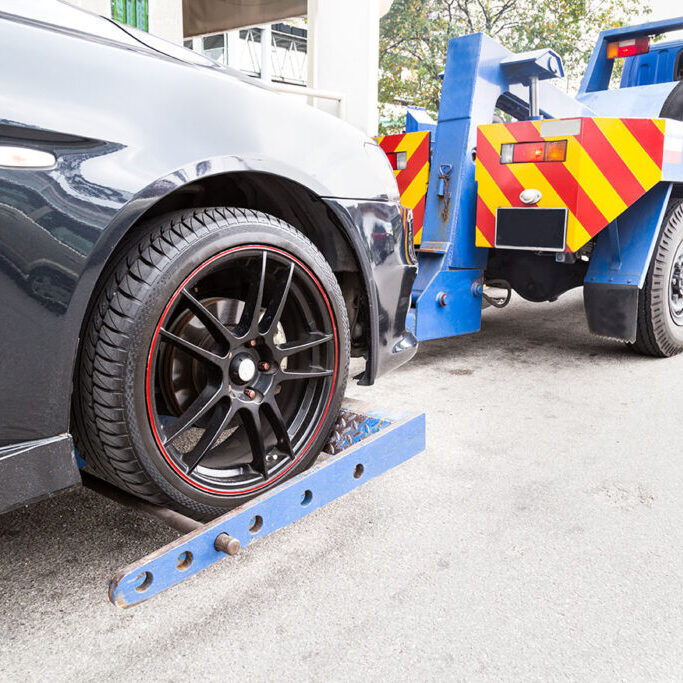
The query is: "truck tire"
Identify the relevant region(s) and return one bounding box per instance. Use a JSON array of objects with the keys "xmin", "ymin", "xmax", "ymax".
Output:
[
  {"xmin": 631, "ymin": 199, "xmax": 683, "ymax": 357},
  {"xmin": 73, "ymin": 208, "xmax": 350, "ymax": 519},
  {"xmin": 660, "ymin": 80, "xmax": 683, "ymax": 122}
]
